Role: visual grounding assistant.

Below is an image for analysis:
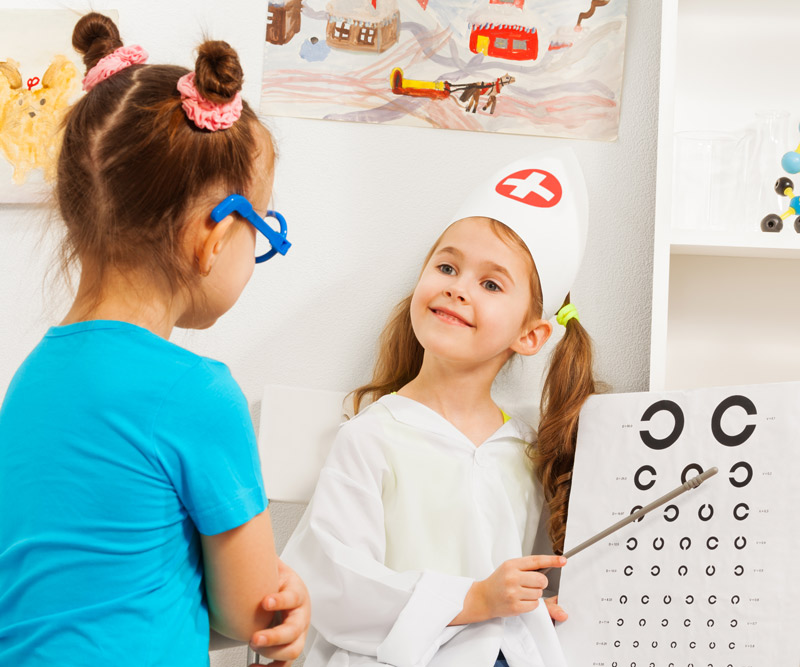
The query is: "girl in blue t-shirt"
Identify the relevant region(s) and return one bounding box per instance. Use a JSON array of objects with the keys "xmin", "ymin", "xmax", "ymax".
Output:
[{"xmin": 0, "ymin": 12, "xmax": 307, "ymax": 666}]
